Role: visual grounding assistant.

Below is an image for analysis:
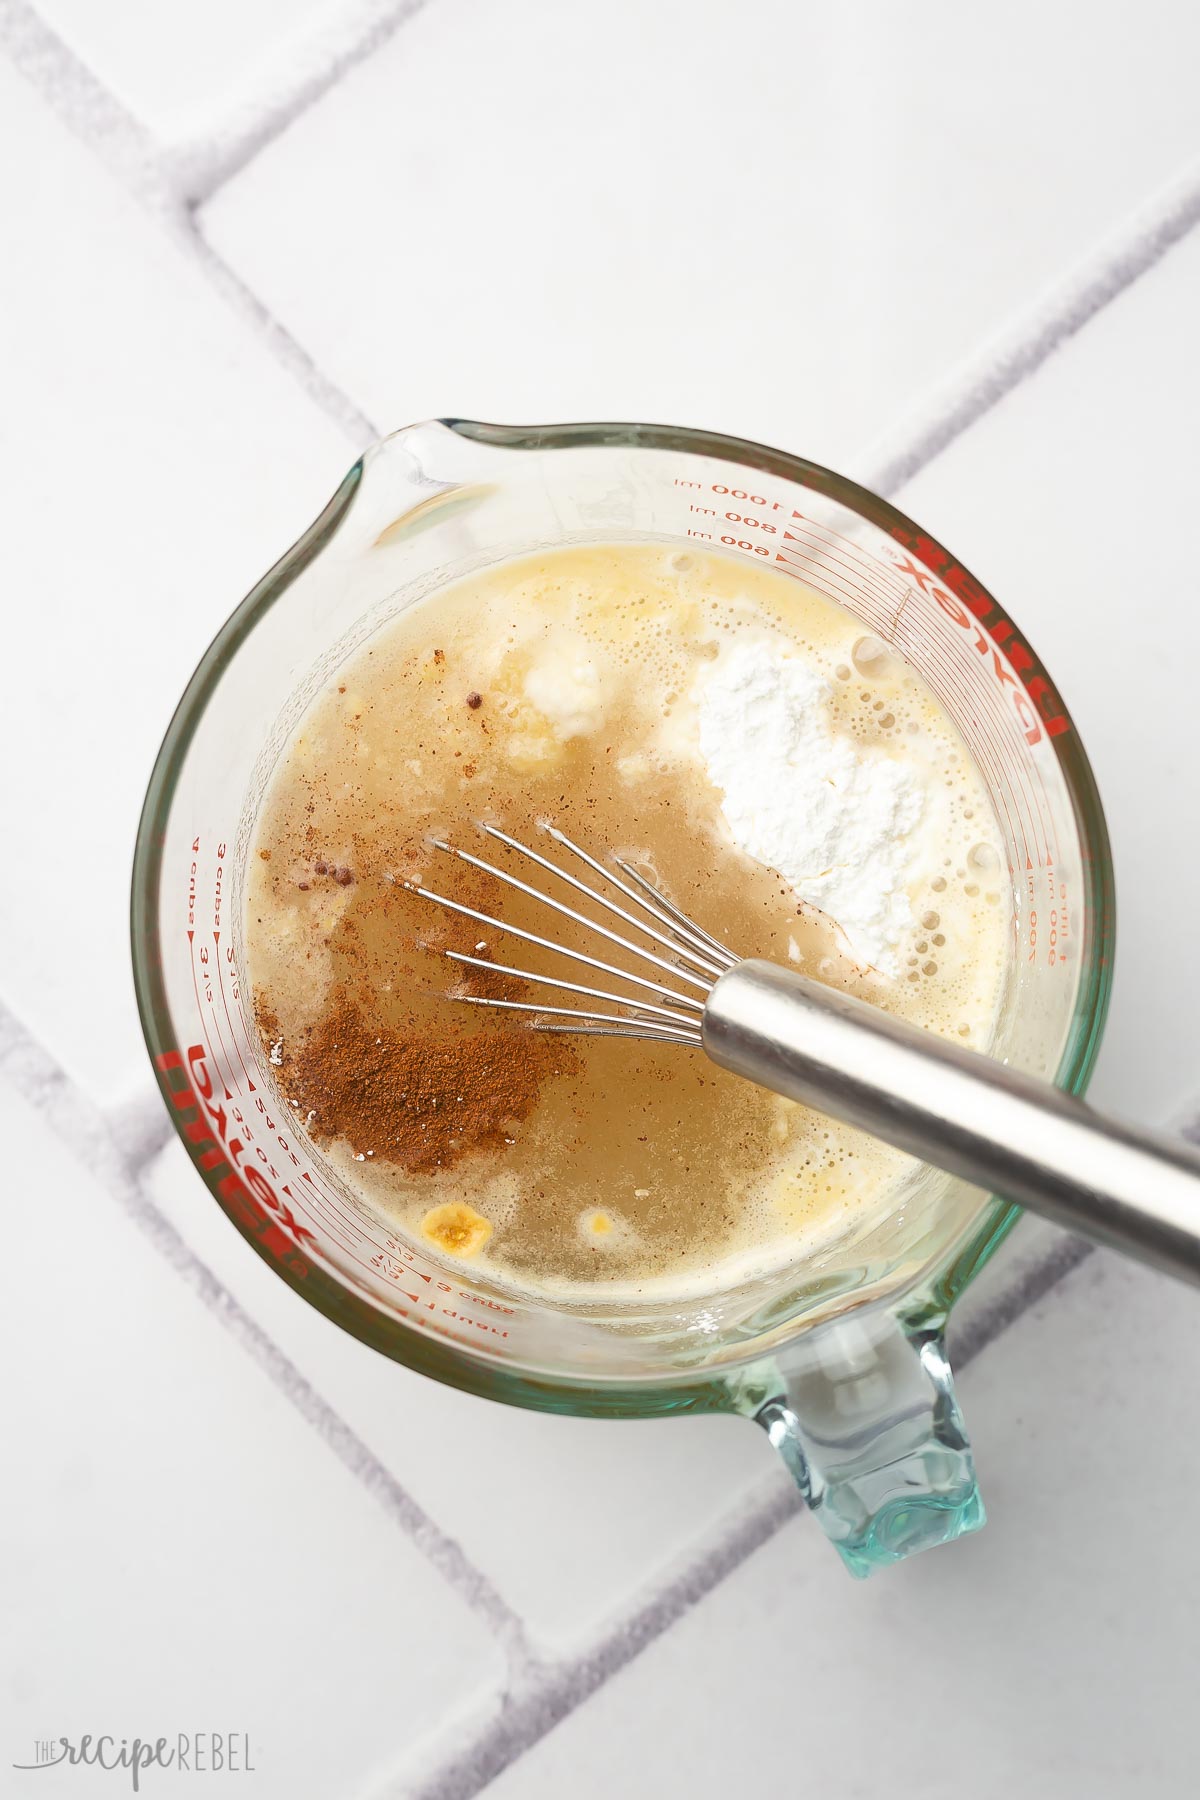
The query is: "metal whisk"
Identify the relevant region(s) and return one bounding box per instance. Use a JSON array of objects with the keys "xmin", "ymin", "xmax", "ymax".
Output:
[{"xmin": 414, "ymin": 822, "xmax": 1200, "ymax": 1289}]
